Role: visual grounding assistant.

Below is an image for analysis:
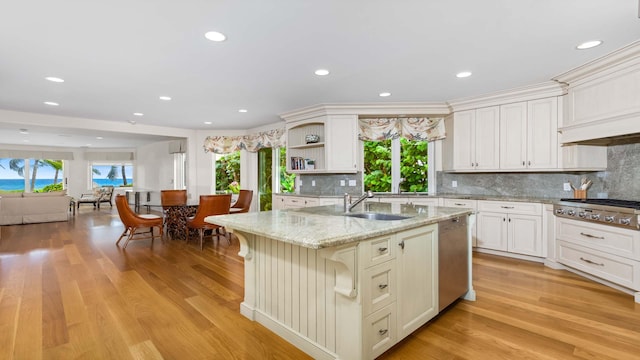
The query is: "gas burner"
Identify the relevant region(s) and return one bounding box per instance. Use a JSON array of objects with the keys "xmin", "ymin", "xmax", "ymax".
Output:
[{"xmin": 554, "ymin": 199, "xmax": 640, "ymax": 230}]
